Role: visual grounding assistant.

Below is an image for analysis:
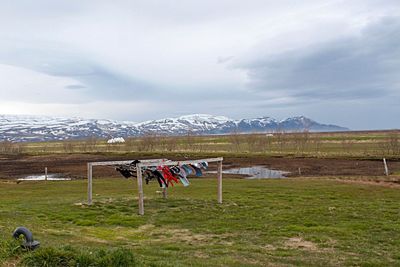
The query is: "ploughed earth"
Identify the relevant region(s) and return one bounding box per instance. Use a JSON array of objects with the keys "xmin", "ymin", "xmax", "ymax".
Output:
[{"xmin": 0, "ymin": 154, "xmax": 399, "ymax": 181}]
